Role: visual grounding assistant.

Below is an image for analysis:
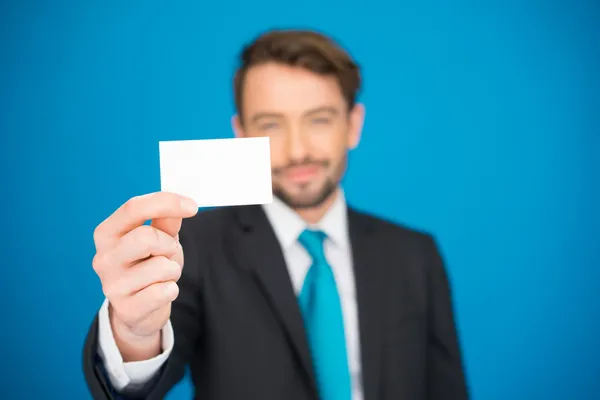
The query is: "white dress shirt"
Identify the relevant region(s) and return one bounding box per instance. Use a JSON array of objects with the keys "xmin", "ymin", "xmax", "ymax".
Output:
[{"xmin": 97, "ymin": 189, "xmax": 363, "ymax": 399}]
